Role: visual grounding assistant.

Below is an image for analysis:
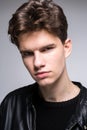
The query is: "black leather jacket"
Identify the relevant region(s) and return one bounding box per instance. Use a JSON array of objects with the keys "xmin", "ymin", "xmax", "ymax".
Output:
[{"xmin": 0, "ymin": 82, "xmax": 87, "ymax": 130}]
